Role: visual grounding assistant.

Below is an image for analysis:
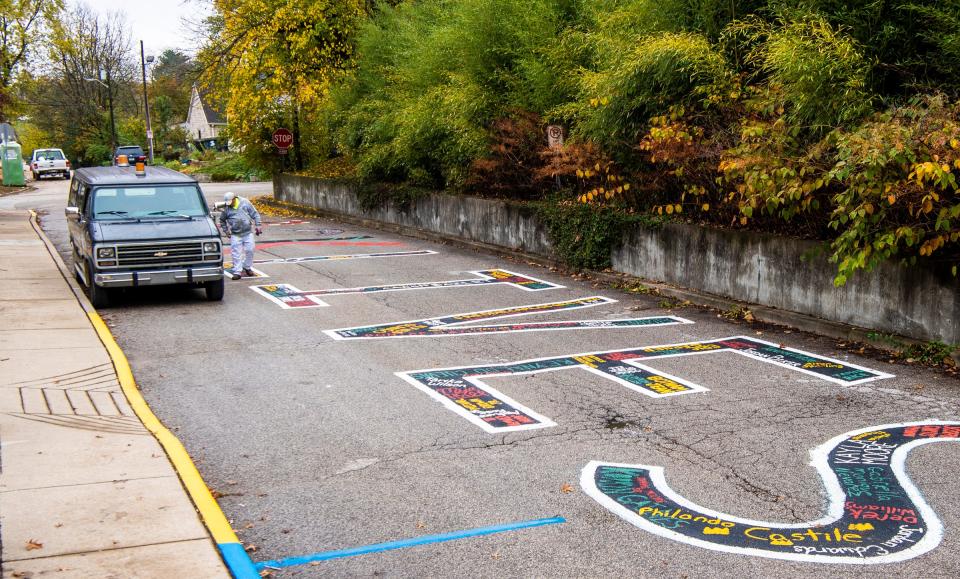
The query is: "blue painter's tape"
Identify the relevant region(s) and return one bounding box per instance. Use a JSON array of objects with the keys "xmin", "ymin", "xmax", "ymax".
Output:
[
  {"xmin": 254, "ymin": 516, "xmax": 566, "ymax": 570},
  {"xmin": 218, "ymin": 542, "xmax": 260, "ymax": 578}
]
